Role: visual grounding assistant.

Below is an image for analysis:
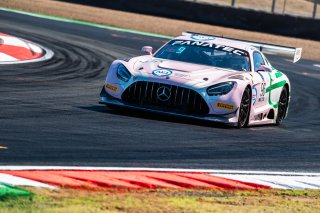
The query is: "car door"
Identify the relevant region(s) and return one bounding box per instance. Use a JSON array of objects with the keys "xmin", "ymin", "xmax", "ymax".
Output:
[{"xmin": 251, "ymin": 51, "xmax": 271, "ymax": 110}]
